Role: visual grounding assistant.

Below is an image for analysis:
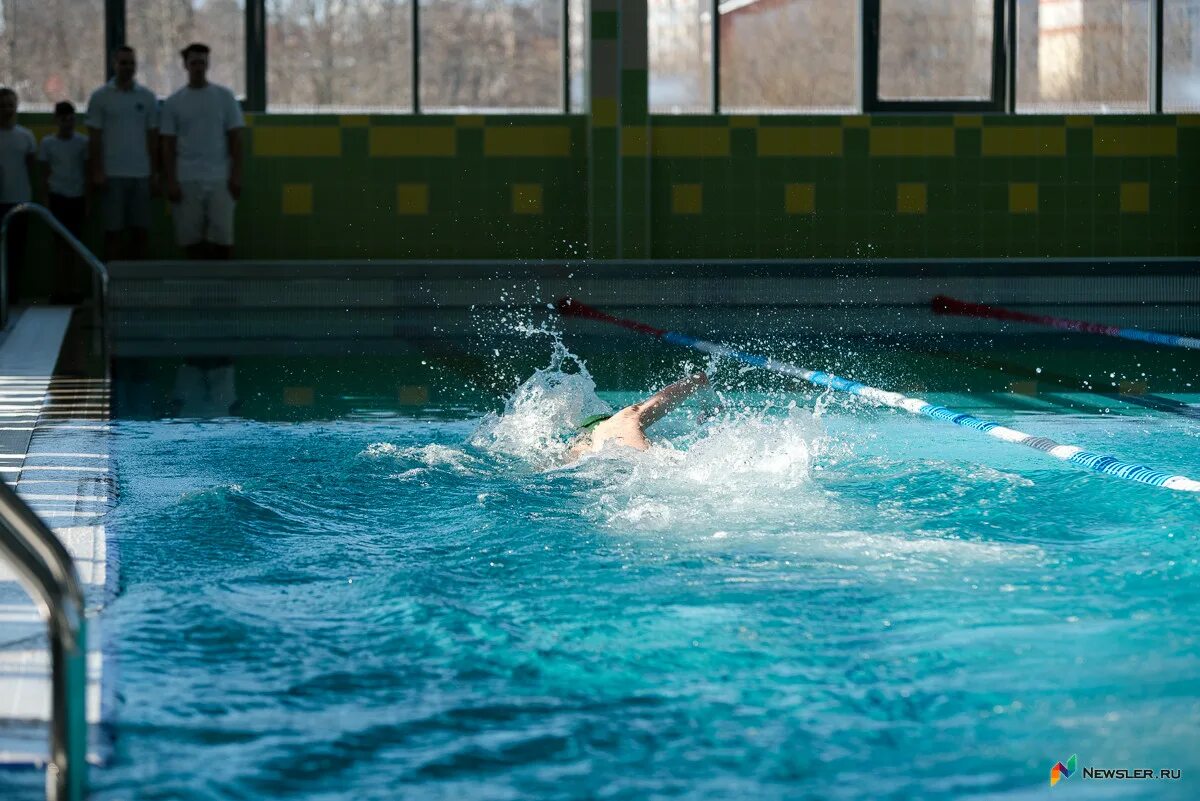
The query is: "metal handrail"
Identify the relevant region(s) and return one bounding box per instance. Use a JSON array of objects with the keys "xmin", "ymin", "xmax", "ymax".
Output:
[
  {"xmin": 0, "ymin": 479, "xmax": 87, "ymax": 801},
  {"xmin": 0, "ymin": 203, "xmax": 110, "ymax": 344}
]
